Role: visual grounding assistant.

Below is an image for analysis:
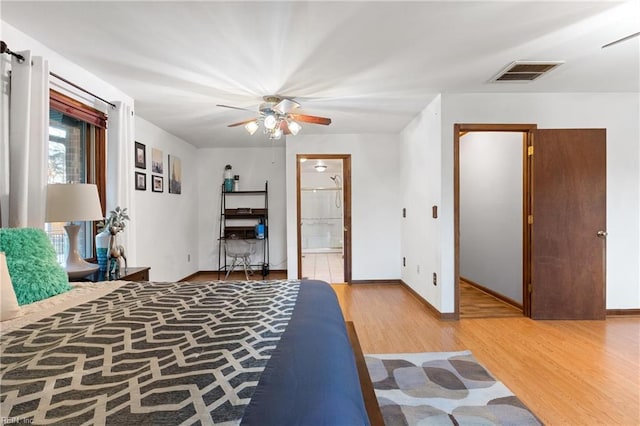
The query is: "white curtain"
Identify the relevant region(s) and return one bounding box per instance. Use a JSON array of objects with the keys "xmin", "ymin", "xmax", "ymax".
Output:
[
  {"xmin": 8, "ymin": 51, "xmax": 49, "ymax": 228},
  {"xmin": 107, "ymin": 101, "xmax": 136, "ymax": 264}
]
